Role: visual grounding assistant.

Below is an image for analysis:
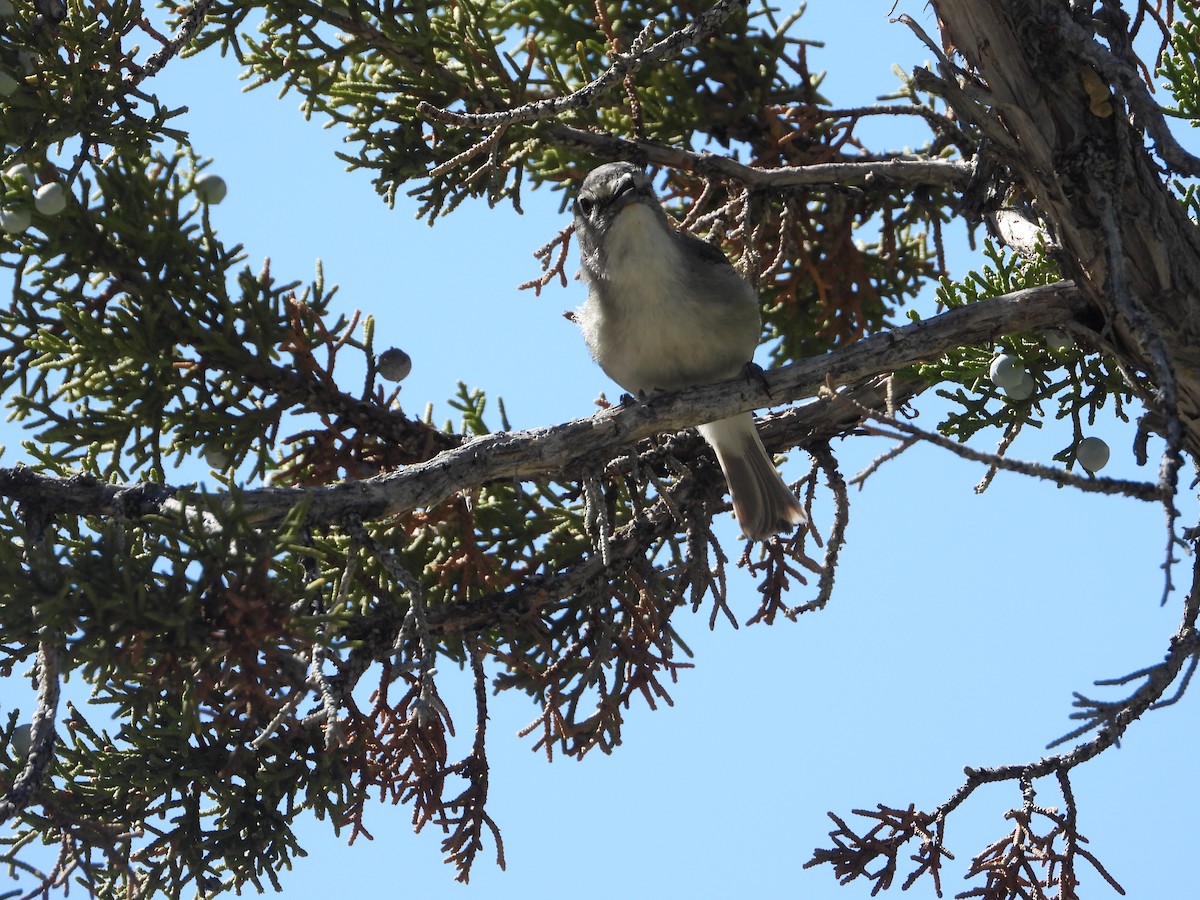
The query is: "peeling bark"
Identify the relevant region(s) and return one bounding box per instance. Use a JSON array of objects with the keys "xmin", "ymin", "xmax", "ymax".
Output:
[{"xmin": 930, "ymin": 0, "xmax": 1200, "ymax": 453}]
